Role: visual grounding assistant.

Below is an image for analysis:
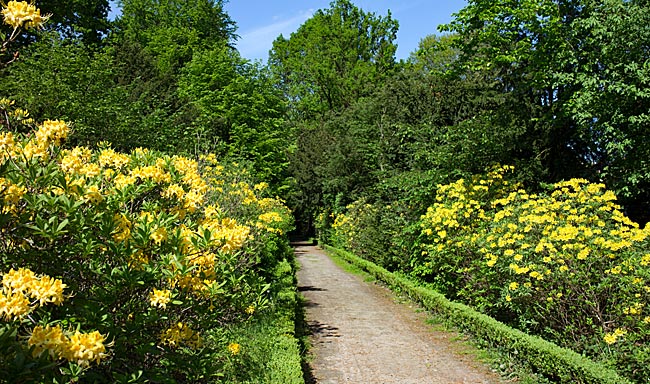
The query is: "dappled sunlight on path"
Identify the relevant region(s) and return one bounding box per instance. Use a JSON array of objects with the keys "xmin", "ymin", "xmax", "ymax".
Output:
[{"xmin": 296, "ymin": 245, "xmax": 503, "ymax": 384}]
